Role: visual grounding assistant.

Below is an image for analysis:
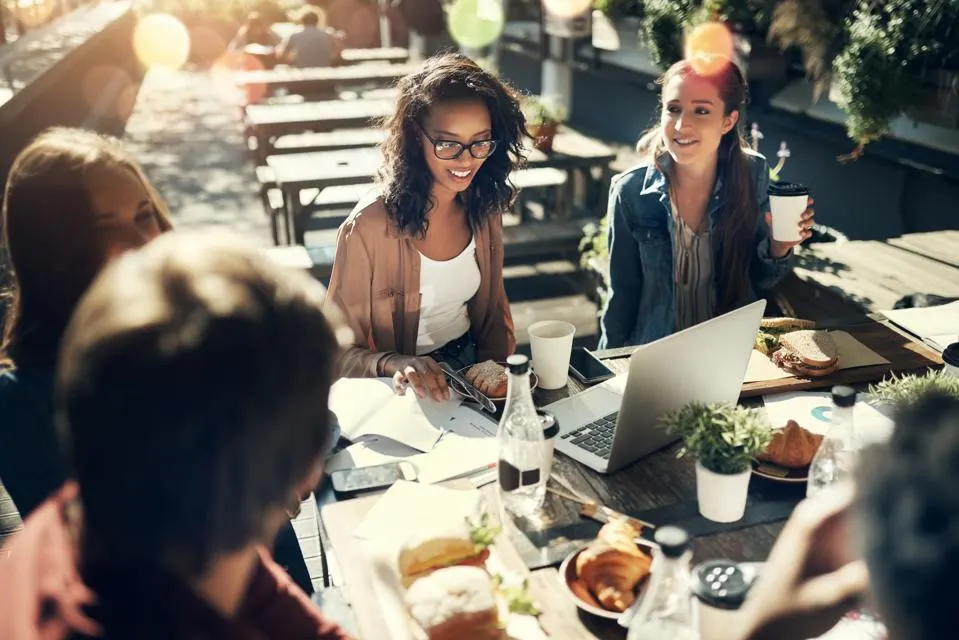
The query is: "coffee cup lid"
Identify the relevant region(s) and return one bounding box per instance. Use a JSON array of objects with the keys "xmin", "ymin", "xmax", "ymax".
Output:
[
  {"xmin": 537, "ymin": 409, "xmax": 560, "ymax": 439},
  {"xmin": 944, "ymin": 342, "xmax": 959, "ymax": 367},
  {"xmin": 767, "ymin": 182, "xmax": 809, "ymax": 197}
]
